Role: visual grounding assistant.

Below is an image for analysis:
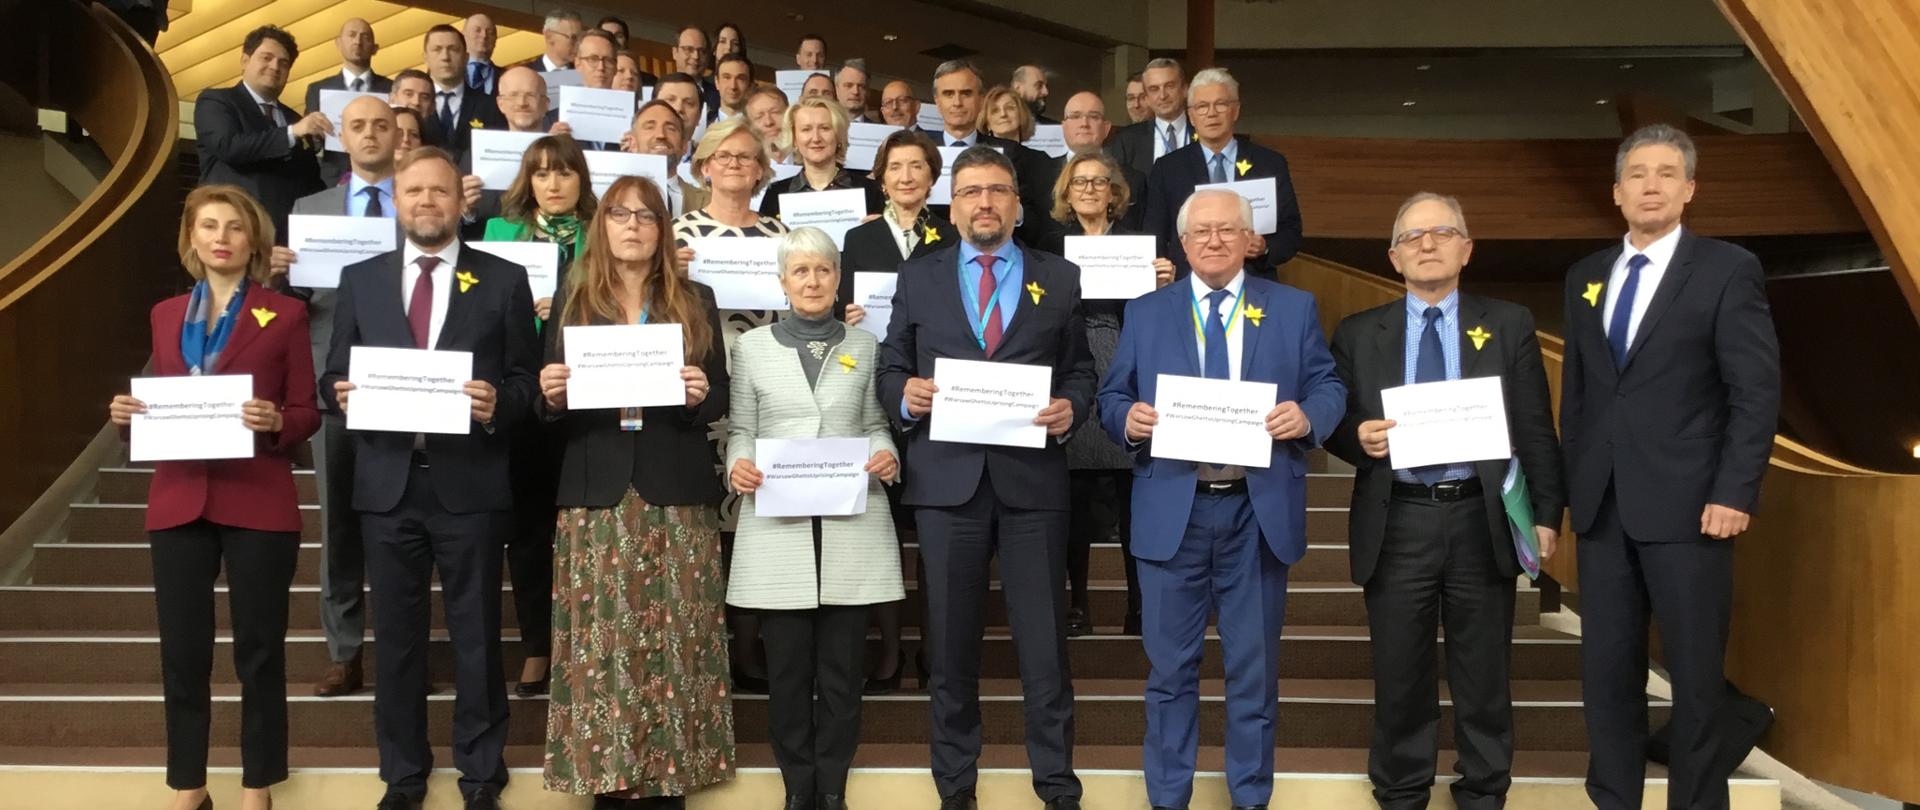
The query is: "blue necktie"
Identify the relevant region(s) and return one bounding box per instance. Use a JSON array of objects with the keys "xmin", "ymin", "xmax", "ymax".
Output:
[
  {"xmin": 1203, "ymin": 289, "xmax": 1231, "ymax": 380},
  {"xmin": 1414, "ymin": 306, "xmax": 1448, "ymax": 485},
  {"xmin": 467, "ymin": 61, "xmax": 487, "ymax": 91},
  {"xmin": 1609, "ymin": 253, "xmax": 1650, "ymax": 369},
  {"xmin": 1162, "ymin": 123, "xmax": 1177, "ymax": 155},
  {"xmin": 1208, "ymin": 153, "xmax": 1228, "ymax": 184}
]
